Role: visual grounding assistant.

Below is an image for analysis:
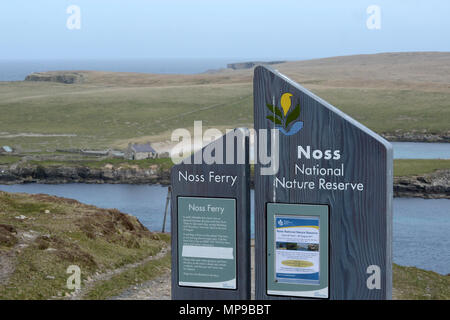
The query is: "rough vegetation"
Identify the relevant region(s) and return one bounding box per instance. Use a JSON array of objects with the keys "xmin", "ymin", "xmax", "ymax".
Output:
[
  {"xmin": 0, "ymin": 191, "xmax": 169, "ymax": 300},
  {"xmin": 393, "ymin": 264, "xmax": 450, "ymax": 300}
]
